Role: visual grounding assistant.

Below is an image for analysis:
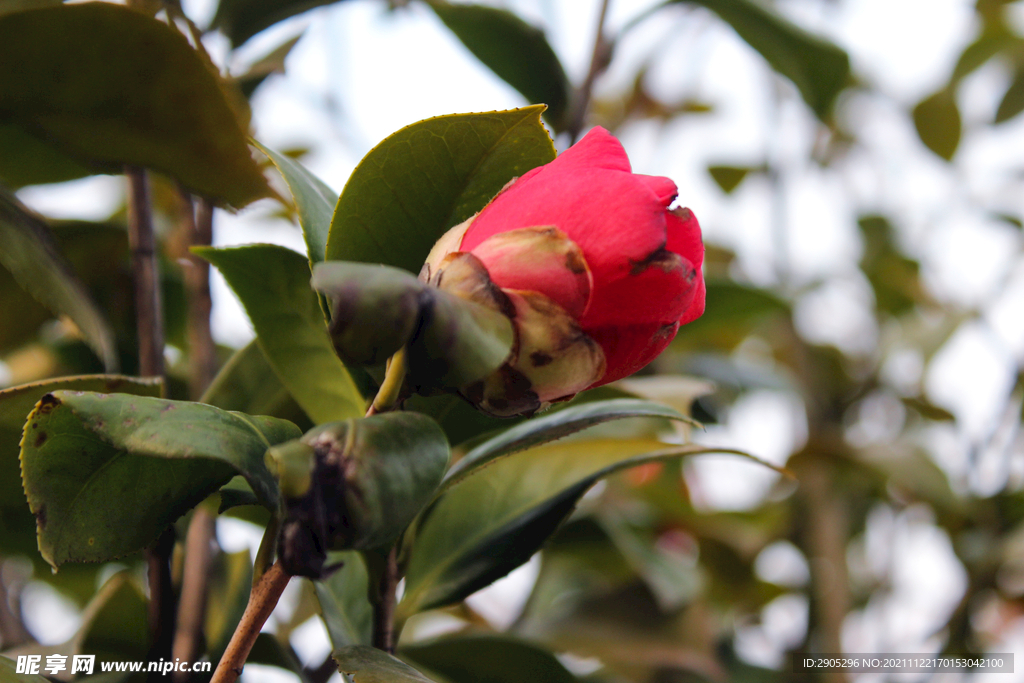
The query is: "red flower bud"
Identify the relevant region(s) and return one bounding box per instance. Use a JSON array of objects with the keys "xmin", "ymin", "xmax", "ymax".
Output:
[{"xmin": 423, "ymin": 127, "xmax": 705, "ymax": 416}]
